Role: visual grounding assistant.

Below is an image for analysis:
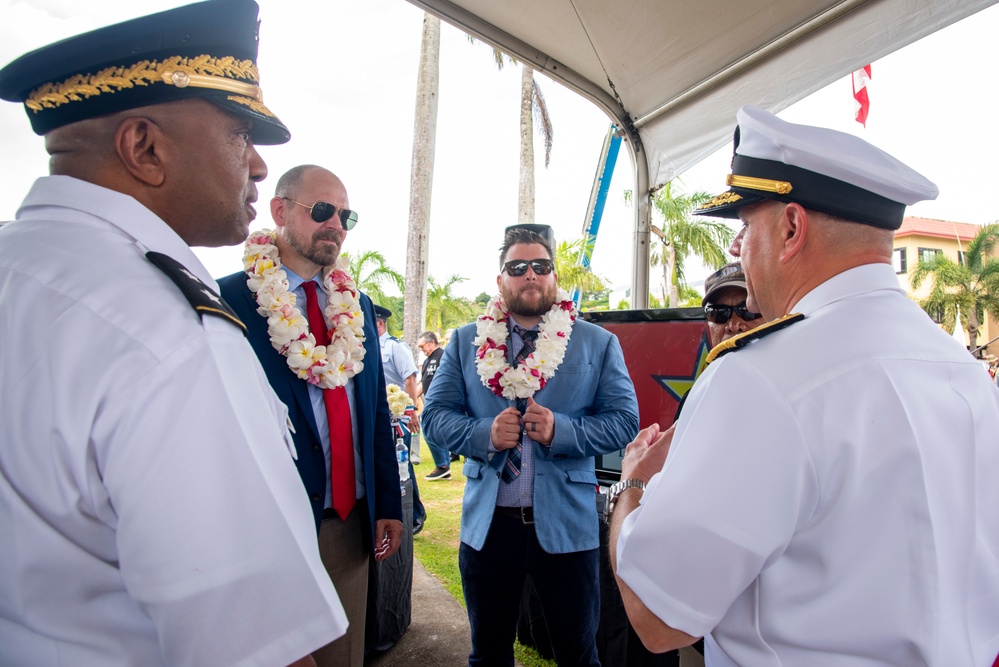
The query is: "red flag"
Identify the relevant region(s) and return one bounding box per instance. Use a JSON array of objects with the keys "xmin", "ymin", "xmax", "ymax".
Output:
[{"xmin": 852, "ymin": 64, "xmax": 872, "ymax": 127}]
